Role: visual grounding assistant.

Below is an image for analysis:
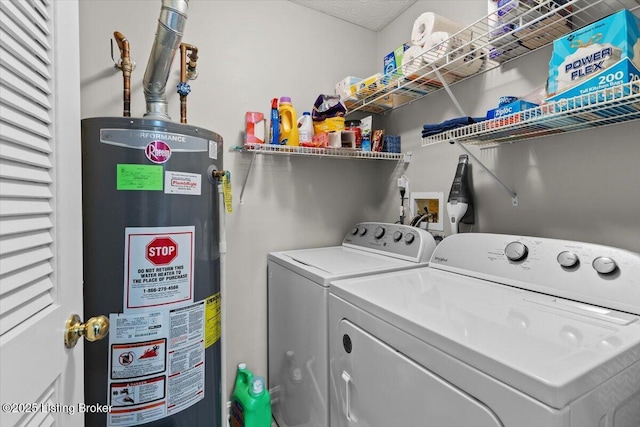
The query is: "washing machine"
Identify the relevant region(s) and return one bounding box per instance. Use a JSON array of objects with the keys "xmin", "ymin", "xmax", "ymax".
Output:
[
  {"xmin": 329, "ymin": 233, "xmax": 640, "ymax": 427},
  {"xmin": 267, "ymin": 222, "xmax": 437, "ymax": 427}
]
